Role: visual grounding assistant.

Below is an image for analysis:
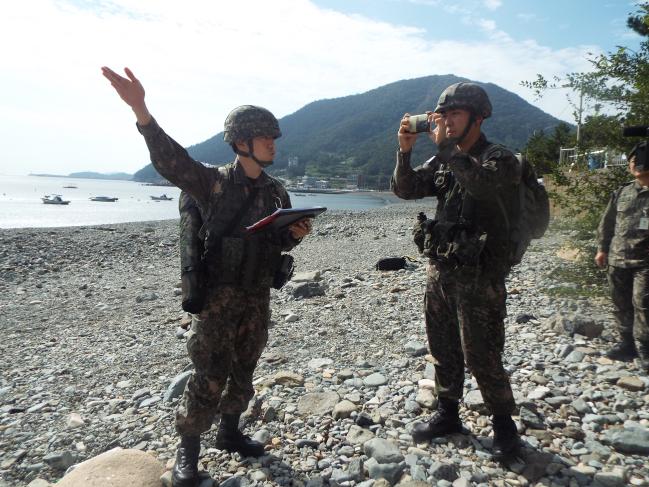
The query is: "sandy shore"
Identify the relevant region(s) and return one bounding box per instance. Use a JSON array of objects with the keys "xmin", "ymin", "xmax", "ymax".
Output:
[{"xmin": 1, "ymin": 204, "xmax": 648, "ymax": 486}]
